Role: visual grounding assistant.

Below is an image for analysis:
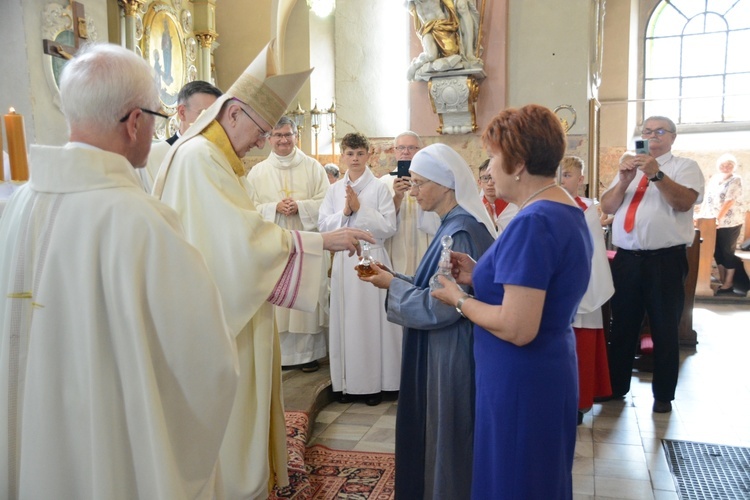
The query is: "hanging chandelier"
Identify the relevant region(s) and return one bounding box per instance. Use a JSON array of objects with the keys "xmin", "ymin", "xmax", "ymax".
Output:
[{"xmin": 306, "ymin": 0, "xmax": 335, "ymax": 18}]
